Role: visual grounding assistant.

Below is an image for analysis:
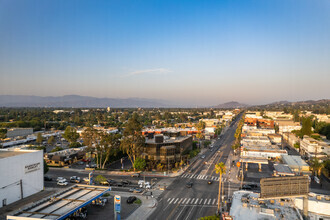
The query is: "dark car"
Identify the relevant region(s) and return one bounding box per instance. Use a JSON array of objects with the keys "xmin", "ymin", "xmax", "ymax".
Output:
[
  {"xmin": 126, "ymin": 196, "xmax": 137, "ymax": 204},
  {"xmin": 186, "ymin": 182, "xmax": 193, "ymax": 188},
  {"xmin": 107, "ymin": 179, "xmax": 116, "ymax": 185},
  {"xmin": 44, "ymin": 176, "xmax": 52, "ymax": 181},
  {"xmin": 242, "ymin": 185, "xmax": 252, "ymax": 190},
  {"xmin": 122, "ymin": 180, "xmax": 130, "ymax": 186},
  {"xmin": 114, "ymin": 182, "xmax": 123, "ymax": 187}
]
